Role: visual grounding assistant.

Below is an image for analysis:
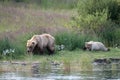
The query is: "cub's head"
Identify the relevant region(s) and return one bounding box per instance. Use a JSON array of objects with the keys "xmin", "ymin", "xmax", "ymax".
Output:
[
  {"xmin": 26, "ymin": 40, "xmax": 37, "ymax": 53},
  {"xmin": 84, "ymin": 42, "xmax": 92, "ymax": 51}
]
